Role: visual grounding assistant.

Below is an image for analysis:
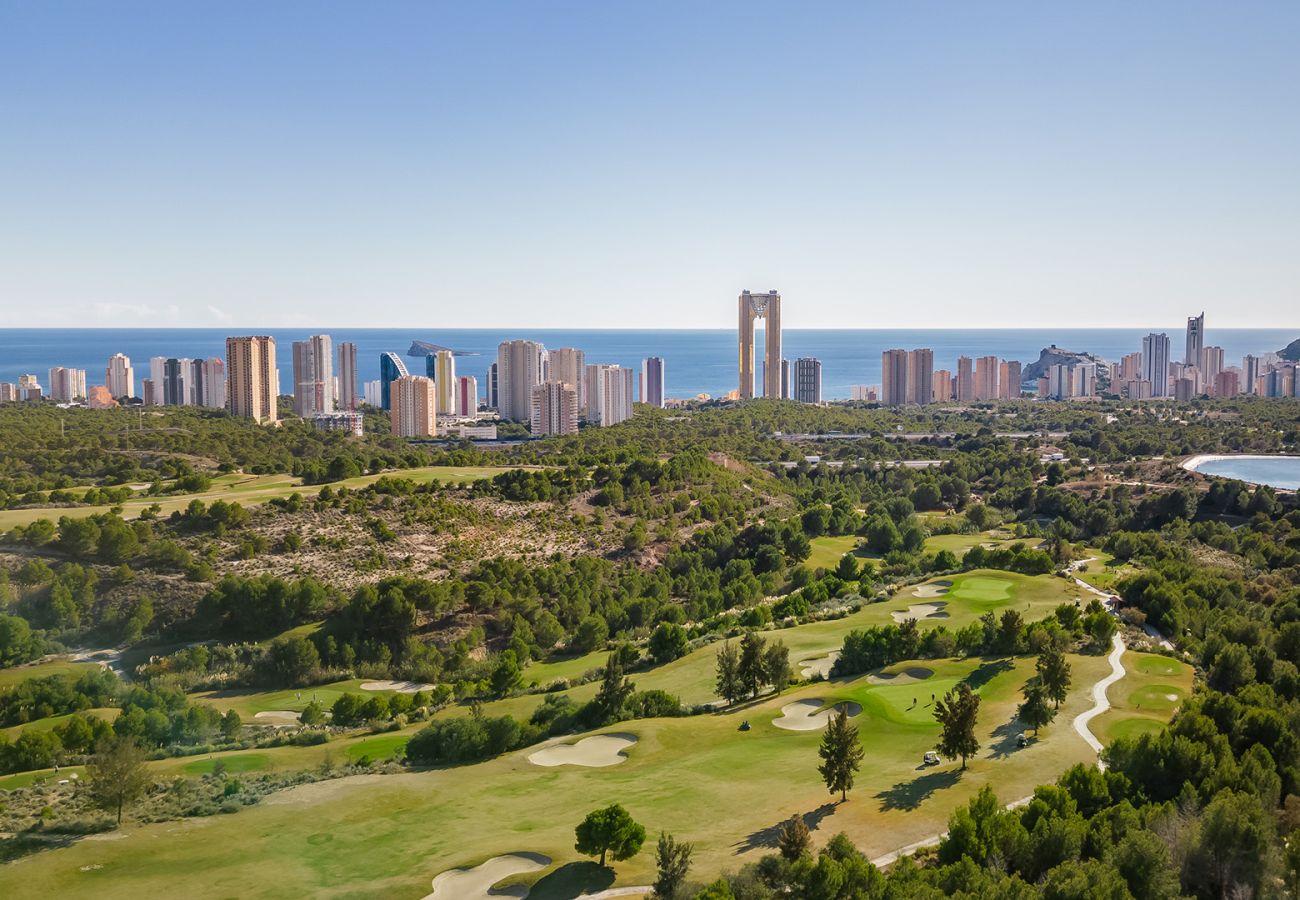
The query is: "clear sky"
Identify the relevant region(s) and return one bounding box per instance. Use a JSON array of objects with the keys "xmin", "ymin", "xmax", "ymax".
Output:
[{"xmin": 2, "ymin": 2, "xmax": 1297, "ymax": 329}]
